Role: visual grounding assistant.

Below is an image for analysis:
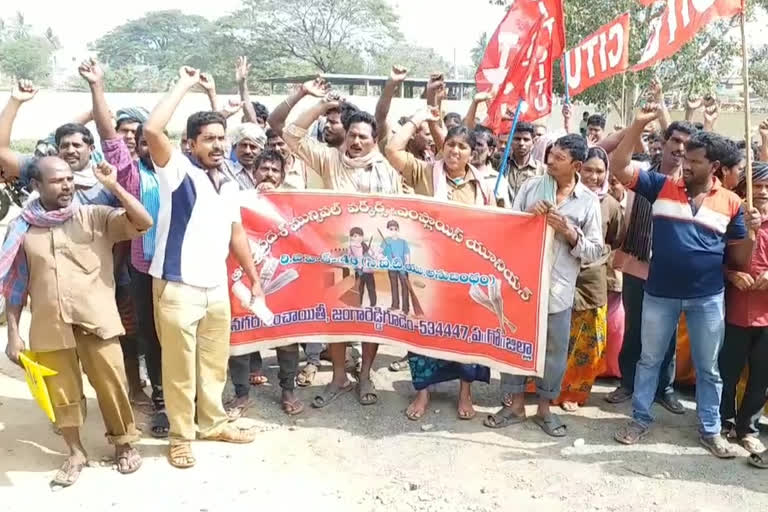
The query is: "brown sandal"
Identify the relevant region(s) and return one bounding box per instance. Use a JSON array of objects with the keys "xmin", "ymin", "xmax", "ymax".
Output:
[
  {"xmin": 168, "ymin": 441, "xmax": 196, "ymax": 469},
  {"xmin": 296, "ymin": 363, "xmax": 317, "ymax": 387},
  {"xmin": 203, "ymin": 425, "xmax": 257, "ymax": 444},
  {"xmin": 282, "ymin": 398, "xmax": 305, "ymax": 416},
  {"xmin": 50, "ymin": 458, "xmax": 86, "ymax": 487},
  {"xmin": 249, "ymin": 372, "xmax": 268, "ymax": 386}
]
